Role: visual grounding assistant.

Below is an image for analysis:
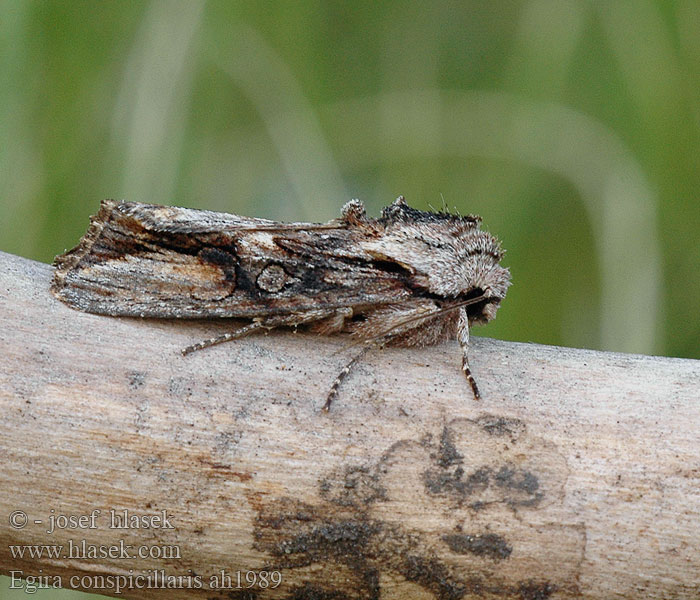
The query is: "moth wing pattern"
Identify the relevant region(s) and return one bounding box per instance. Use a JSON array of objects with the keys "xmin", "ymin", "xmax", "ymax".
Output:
[{"xmin": 51, "ymin": 200, "xmax": 414, "ymax": 319}]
